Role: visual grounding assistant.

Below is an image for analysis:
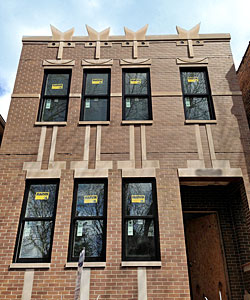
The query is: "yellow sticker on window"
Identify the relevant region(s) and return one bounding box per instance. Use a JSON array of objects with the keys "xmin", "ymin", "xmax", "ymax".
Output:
[
  {"xmin": 52, "ymin": 84, "xmax": 64, "ymax": 89},
  {"xmin": 84, "ymin": 195, "xmax": 98, "ymax": 203},
  {"xmin": 130, "ymin": 79, "xmax": 141, "ymax": 85},
  {"xmin": 92, "ymin": 79, "xmax": 103, "ymax": 84},
  {"xmin": 187, "ymin": 77, "xmax": 199, "ymax": 83},
  {"xmin": 131, "ymin": 195, "xmax": 145, "ymax": 203},
  {"xmin": 35, "ymin": 192, "xmax": 49, "ymax": 200}
]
